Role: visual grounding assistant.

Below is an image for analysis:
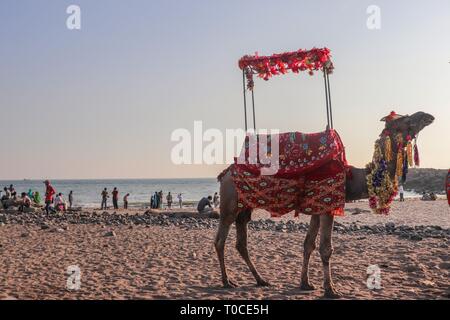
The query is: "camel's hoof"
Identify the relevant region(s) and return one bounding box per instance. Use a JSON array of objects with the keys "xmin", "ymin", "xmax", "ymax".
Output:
[
  {"xmin": 300, "ymin": 282, "xmax": 316, "ymax": 291},
  {"xmin": 324, "ymin": 288, "xmax": 342, "ymax": 299},
  {"xmin": 223, "ymin": 279, "xmax": 238, "ymax": 288},
  {"xmin": 256, "ymin": 279, "xmax": 271, "ymax": 287}
]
